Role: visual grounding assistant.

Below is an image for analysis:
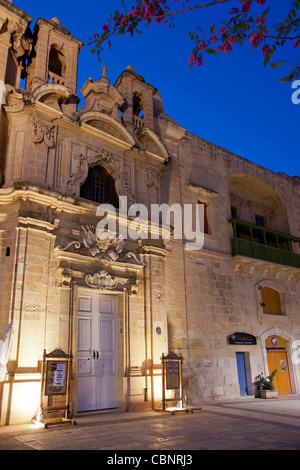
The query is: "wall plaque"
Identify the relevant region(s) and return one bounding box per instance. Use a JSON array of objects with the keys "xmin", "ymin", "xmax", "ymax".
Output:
[{"xmin": 228, "ymin": 332, "xmax": 257, "ymax": 345}]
